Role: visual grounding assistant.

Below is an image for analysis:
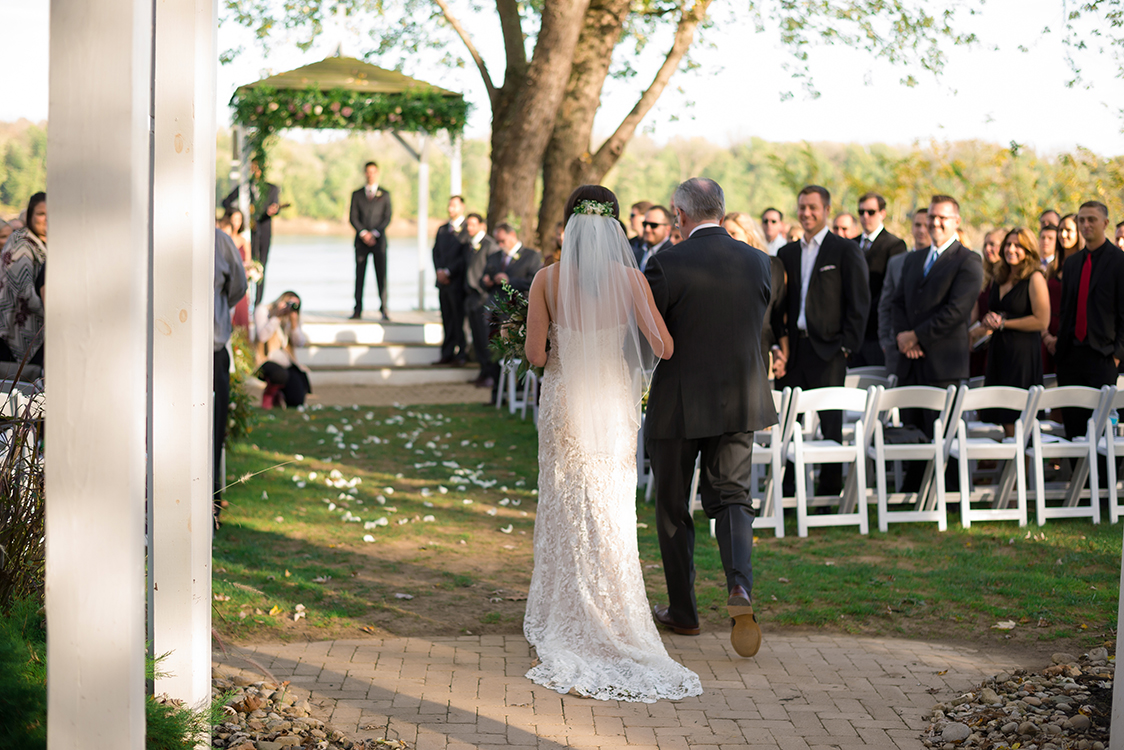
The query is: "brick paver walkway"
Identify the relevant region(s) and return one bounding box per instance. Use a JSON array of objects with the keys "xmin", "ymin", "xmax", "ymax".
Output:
[{"xmin": 214, "ymin": 631, "xmax": 1029, "ymax": 749}]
